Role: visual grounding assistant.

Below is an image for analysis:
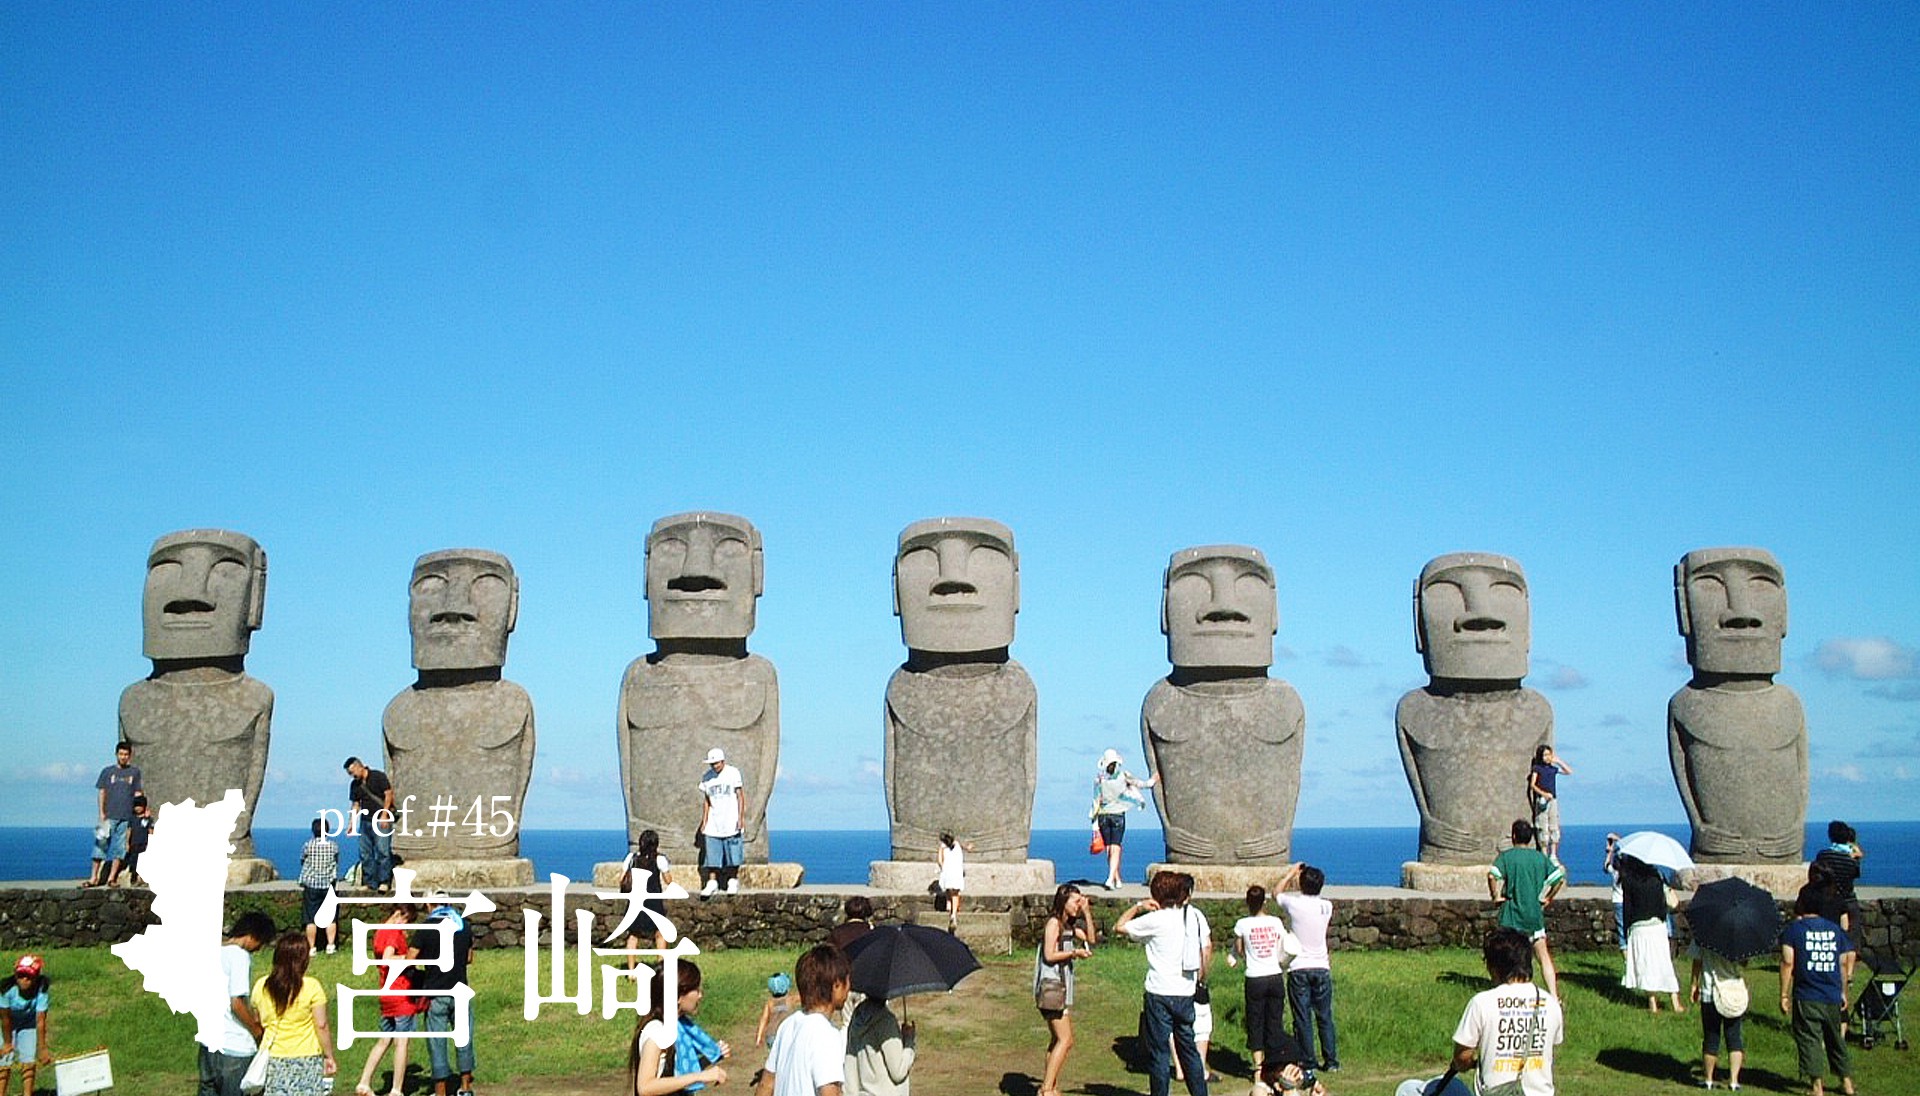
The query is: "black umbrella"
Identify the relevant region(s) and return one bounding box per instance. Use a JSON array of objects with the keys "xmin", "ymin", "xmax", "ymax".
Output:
[
  {"xmin": 842, "ymin": 923, "xmax": 983, "ymax": 1001},
  {"xmin": 1684, "ymin": 876, "xmax": 1783, "ymax": 962}
]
